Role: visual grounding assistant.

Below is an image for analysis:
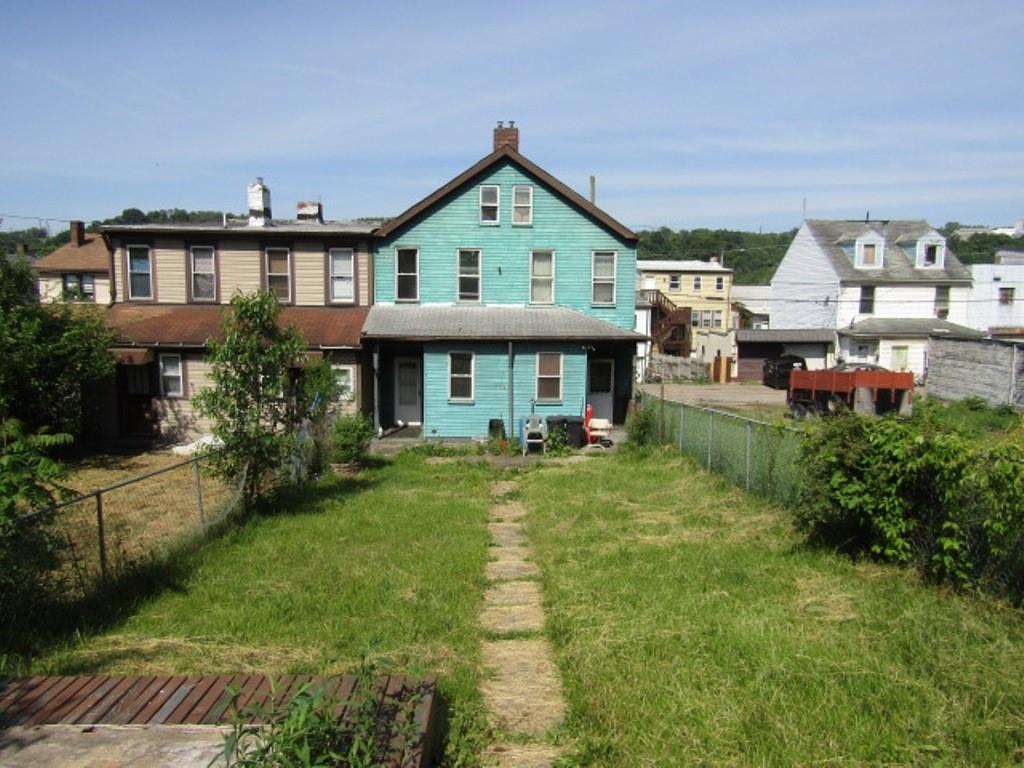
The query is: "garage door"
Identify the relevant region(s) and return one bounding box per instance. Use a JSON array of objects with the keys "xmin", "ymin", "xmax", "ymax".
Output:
[{"xmin": 737, "ymin": 357, "xmax": 766, "ymax": 382}]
